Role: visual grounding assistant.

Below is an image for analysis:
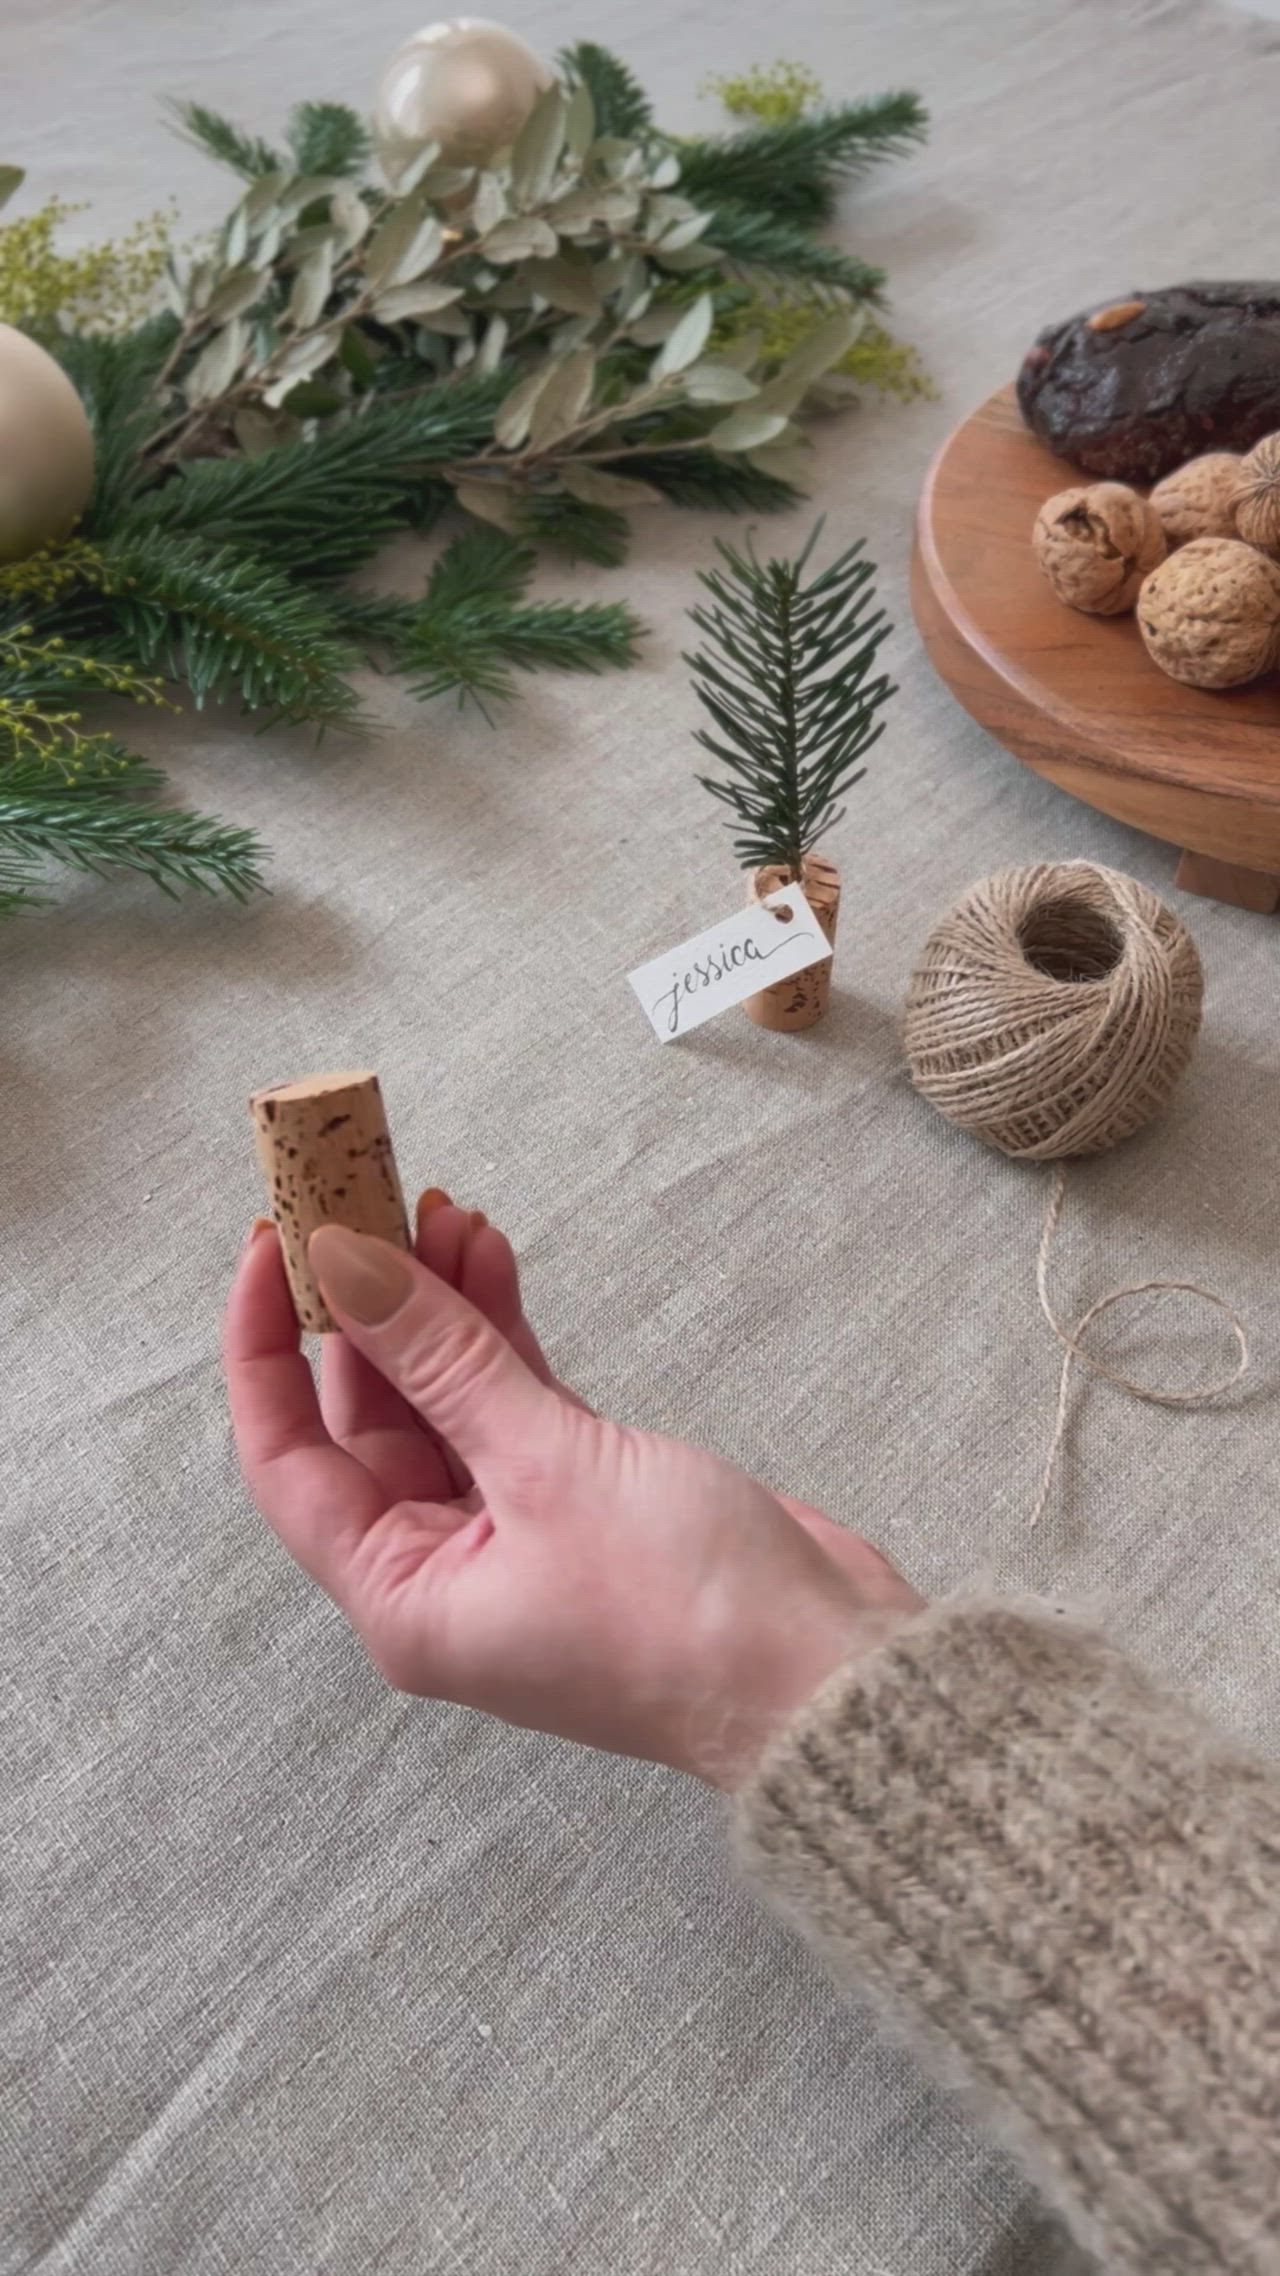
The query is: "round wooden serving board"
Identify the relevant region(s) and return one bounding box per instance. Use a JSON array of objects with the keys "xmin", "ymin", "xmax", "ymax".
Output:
[{"xmin": 911, "ymin": 383, "xmax": 1280, "ymax": 911}]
